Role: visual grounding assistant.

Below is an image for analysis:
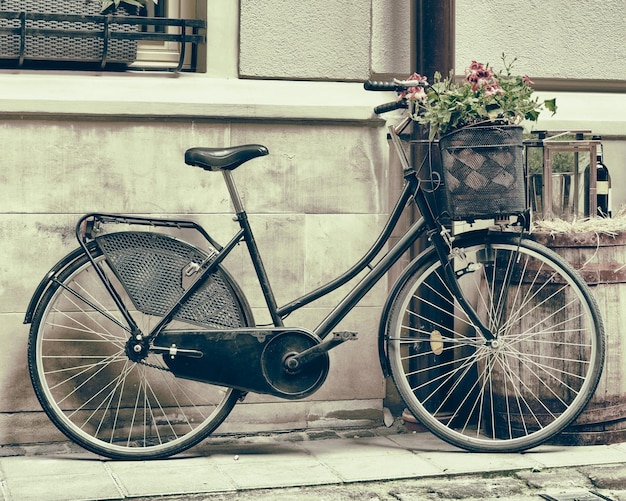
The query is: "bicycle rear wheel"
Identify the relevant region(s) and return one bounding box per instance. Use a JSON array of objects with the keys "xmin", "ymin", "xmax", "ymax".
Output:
[
  {"xmin": 386, "ymin": 231, "xmax": 605, "ymax": 452},
  {"xmin": 28, "ymin": 240, "xmax": 253, "ymax": 460}
]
